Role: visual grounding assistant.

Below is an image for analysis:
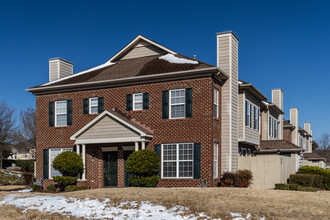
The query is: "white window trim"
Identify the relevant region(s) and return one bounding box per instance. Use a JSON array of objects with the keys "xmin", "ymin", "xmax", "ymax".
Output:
[
  {"xmin": 161, "ymin": 143, "xmax": 193, "ymax": 179},
  {"xmin": 169, "ymin": 89, "xmax": 186, "ymax": 119},
  {"xmin": 246, "ymin": 101, "xmax": 251, "ymax": 128},
  {"xmin": 254, "ymin": 106, "xmax": 260, "ymax": 131},
  {"xmin": 214, "ymin": 88, "xmax": 219, "ymax": 119},
  {"xmin": 213, "ymin": 143, "xmax": 218, "ymax": 178},
  {"xmin": 49, "ymin": 148, "xmax": 73, "ymax": 179},
  {"xmin": 89, "ymin": 97, "xmax": 98, "ymax": 114},
  {"xmin": 133, "ymin": 93, "xmax": 143, "ymax": 111},
  {"xmin": 55, "ymin": 100, "xmax": 67, "ymax": 127}
]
